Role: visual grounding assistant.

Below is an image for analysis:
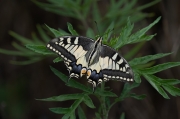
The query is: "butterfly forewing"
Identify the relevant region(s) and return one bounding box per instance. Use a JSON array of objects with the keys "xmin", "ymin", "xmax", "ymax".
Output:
[{"xmin": 47, "ymin": 36, "xmax": 94, "ymax": 78}]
